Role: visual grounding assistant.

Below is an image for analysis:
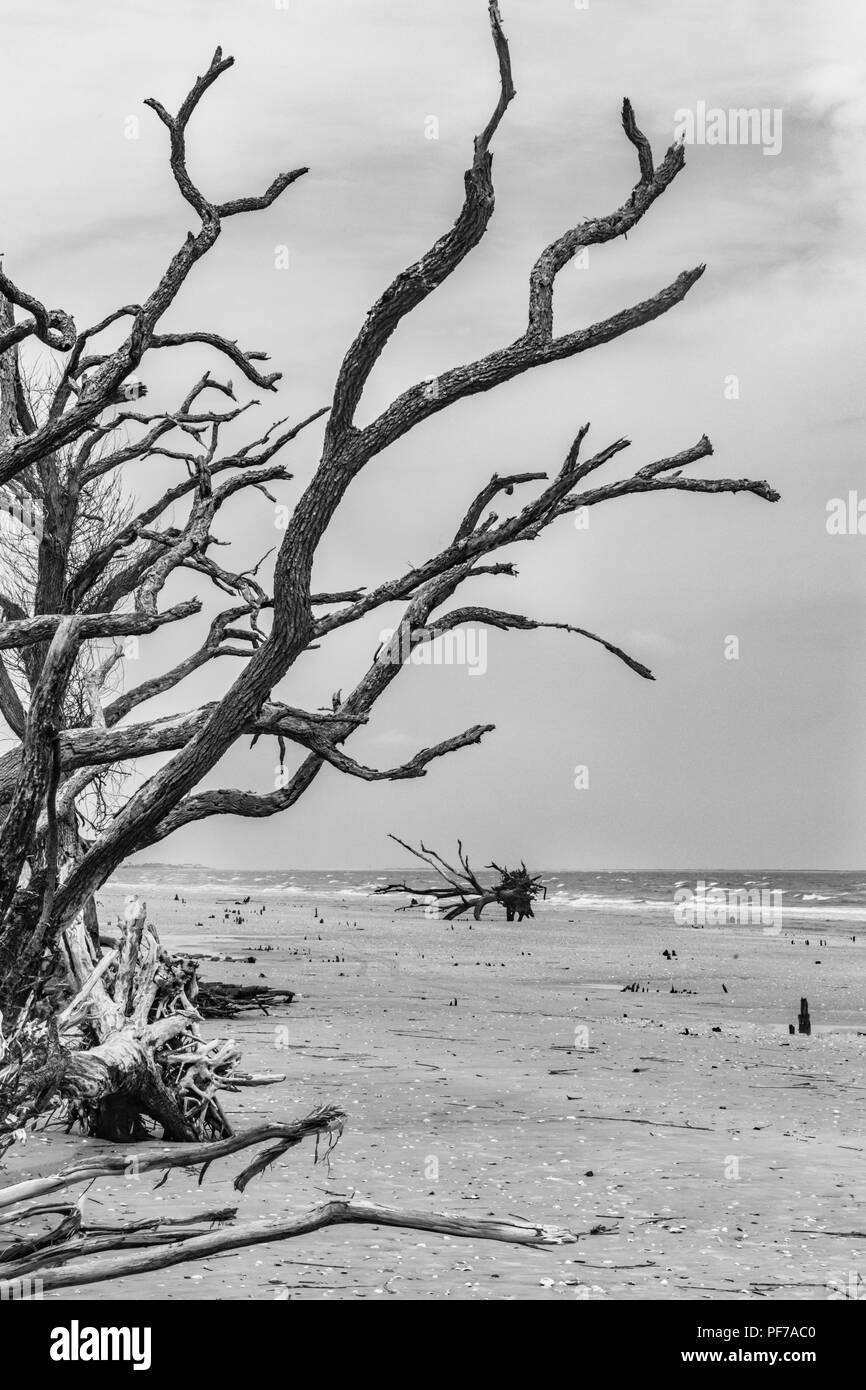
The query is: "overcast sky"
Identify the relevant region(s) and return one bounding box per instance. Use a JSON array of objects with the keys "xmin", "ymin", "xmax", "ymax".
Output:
[{"xmin": 1, "ymin": 0, "xmax": 864, "ymax": 869}]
